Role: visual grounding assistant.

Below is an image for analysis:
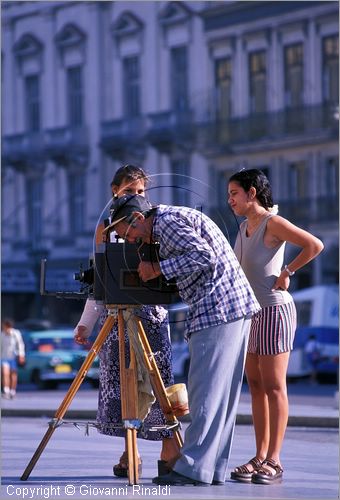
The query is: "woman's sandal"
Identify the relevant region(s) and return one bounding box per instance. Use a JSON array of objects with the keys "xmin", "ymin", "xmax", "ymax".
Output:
[
  {"xmin": 230, "ymin": 457, "xmax": 263, "ymax": 483},
  {"xmin": 251, "ymin": 458, "xmax": 283, "ymax": 484},
  {"xmin": 113, "ymin": 452, "xmax": 142, "ymax": 478}
]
